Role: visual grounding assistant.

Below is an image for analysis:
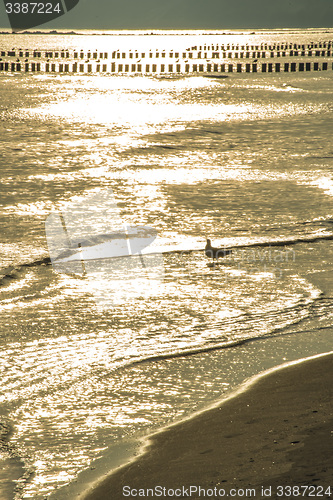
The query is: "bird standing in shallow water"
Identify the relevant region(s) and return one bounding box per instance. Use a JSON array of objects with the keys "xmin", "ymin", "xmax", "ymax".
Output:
[{"xmin": 205, "ymin": 239, "xmax": 232, "ymax": 262}]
